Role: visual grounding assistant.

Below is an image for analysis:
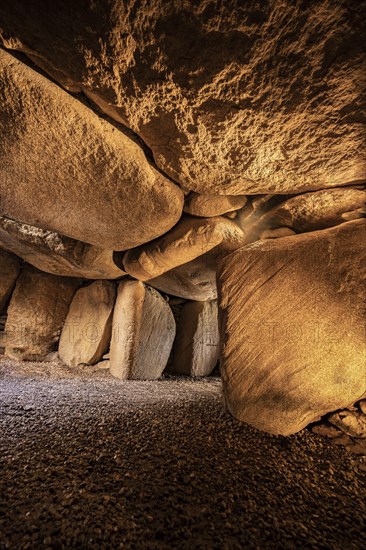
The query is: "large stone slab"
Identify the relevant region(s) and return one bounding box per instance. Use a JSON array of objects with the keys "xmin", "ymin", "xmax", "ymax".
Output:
[
  {"xmin": 59, "ymin": 281, "xmax": 116, "ymax": 367},
  {"xmin": 110, "ymin": 280, "xmax": 175, "ymax": 380},
  {"xmin": 0, "ymin": 215, "xmax": 125, "ymax": 279},
  {"xmin": 122, "ymin": 216, "xmax": 245, "ymax": 281},
  {"xmin": 5, "ymin": 268, "xmax": 79, "ymax": 360},
  {"xmin": 258, "ymin": 187, "xmax": 366, "ymax": 233},
  {"xmin": 1, "ymin": 1, "xmax": 365, "ymax": 194},
  {"xmin": 0, "ymin": 249, "xmax": 21, "ymax": 311},
  {"xmin": 217, "ymin": 219, "xmax": 366, "ymax": 436},
  {"xmin": 0, "ymin": 49, "xmax": 183, "ymax": 250},
  {"xmin": 235, "ymin": 187, "xmax": 366, "ymax": 244},
  {"xmin": 184, "ymin": 193, "xmax": 247, "ymax": 217},
  {"xmin": 170, "ymin": 300, "xmax": 220, "ymax": 377},
  {"xmin": 148, "ymin": 251, "xmax": 218, "ymax": 301}
]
